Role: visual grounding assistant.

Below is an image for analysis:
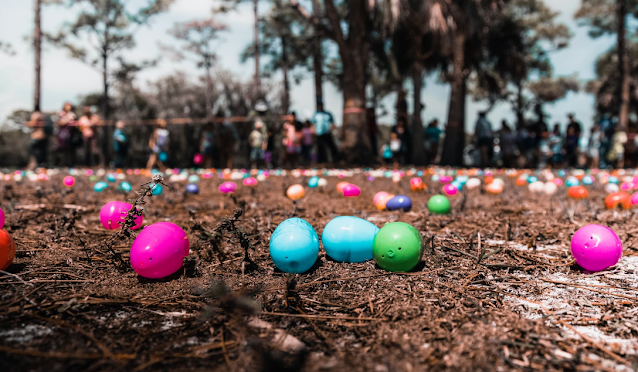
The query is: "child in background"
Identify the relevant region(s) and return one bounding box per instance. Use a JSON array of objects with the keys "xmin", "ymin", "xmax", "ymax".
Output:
[
  {"xmin": 249, "ymin": 120, "xmax": 265, "ymax": 168},
  {"xmin": 282, "ymin": 119, "xmax": 301, "ymax": 168},
  {"xmin": 301, "ymin": 120, "xmax": 314, "ymax": 165},
  {"xmin": 389, "ymin": 132, "xmax": 402, "ymax": 168},
  {"xmin": 607, "ymin": 125, "xmax": 627, "ymax": 168},
  {"xmin": 380, "ymin": 142, "xmax": 393, "ymax": 165},
  {"xmin": 147, "ymin": 120, "xmax": 169, "ymax": 171},
  {"xmin": 200, "ymin": 121, "xmax": 215, "ymax": 168},
  {"xmin": 588, "ymin": 124, "xmax": 602, "ymax": 169},
  {"xmin": 113, "ymin": 121, "xmax": 128, "ymax": 168}
]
